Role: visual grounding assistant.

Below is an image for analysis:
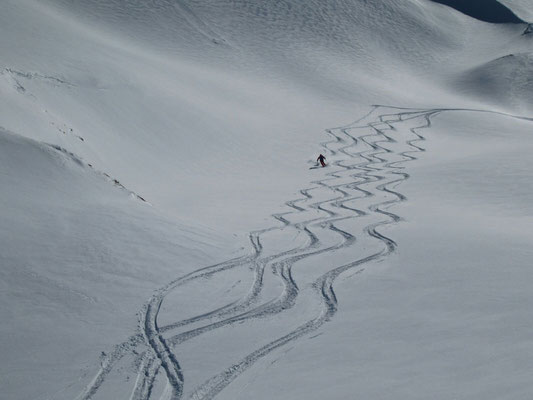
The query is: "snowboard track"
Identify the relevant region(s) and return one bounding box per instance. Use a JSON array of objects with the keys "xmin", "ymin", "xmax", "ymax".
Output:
[{"xmin": 77, "ymin": 105, "xmax": 529, "ymax": 400}]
